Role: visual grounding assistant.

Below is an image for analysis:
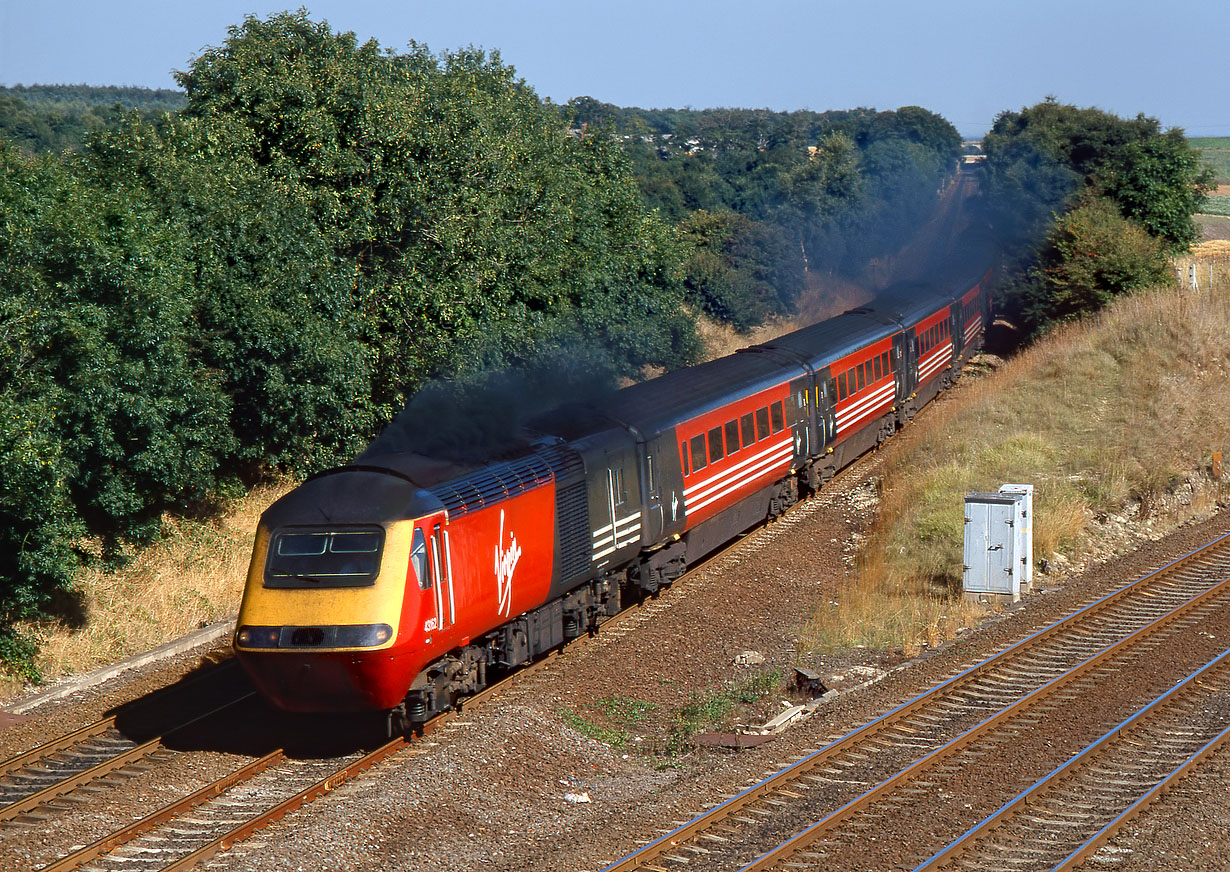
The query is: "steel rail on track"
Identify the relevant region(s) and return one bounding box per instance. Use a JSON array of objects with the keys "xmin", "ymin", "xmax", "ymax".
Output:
[
  {"xmin": 38, "ymin": 749, "xmax": 286, "ymax": 872},
  {"xmin": 913, "ymin": 647, "xmax": 1230, "ymax": 872},
  {"xmin": 603, "ymin": 530, "xmax": 1230, "ymax": 872},
  {"xmin": 0, "ymin": 716, "xmax": 121, "ymax": 779},
  {"xmin": 736, "ymin": 573, "xmax": 1230, "ymax": 872},
  {"xmin": 0, "ymin": 655, "xmax": 244, "ymax": 781},
  {"xmin": 158, "ymin": 737, "xmax": 408, "ymax": 872},
  {"xmin": 1054, "ymin": 725, "xmax": 1230, "ymax": 872},
  {"xmin": 0, "ymin": 693, "xmax": 255, "ymax": 824}
]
